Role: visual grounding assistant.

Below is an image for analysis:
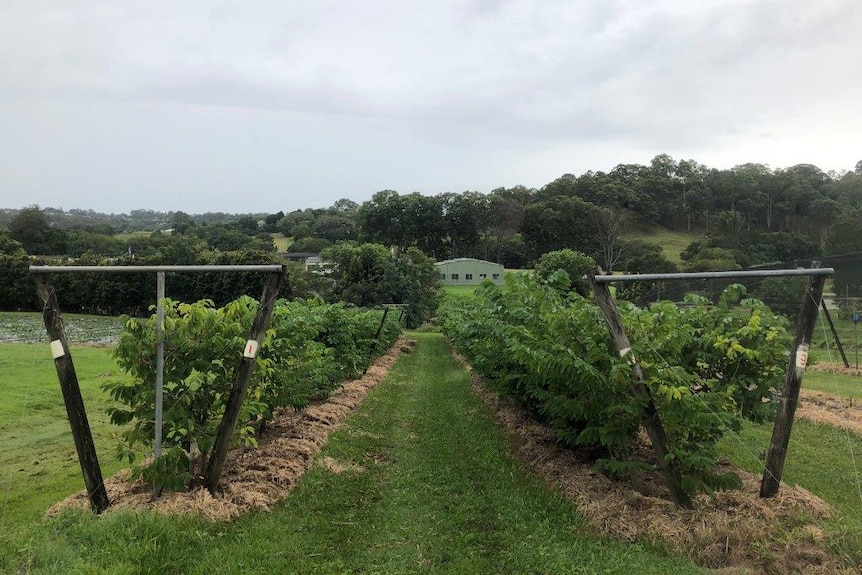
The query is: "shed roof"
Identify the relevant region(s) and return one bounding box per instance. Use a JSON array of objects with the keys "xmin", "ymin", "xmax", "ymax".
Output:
[{"xmin": 434, "ymin": 258, "xmax": 502, "ymax": 267}]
